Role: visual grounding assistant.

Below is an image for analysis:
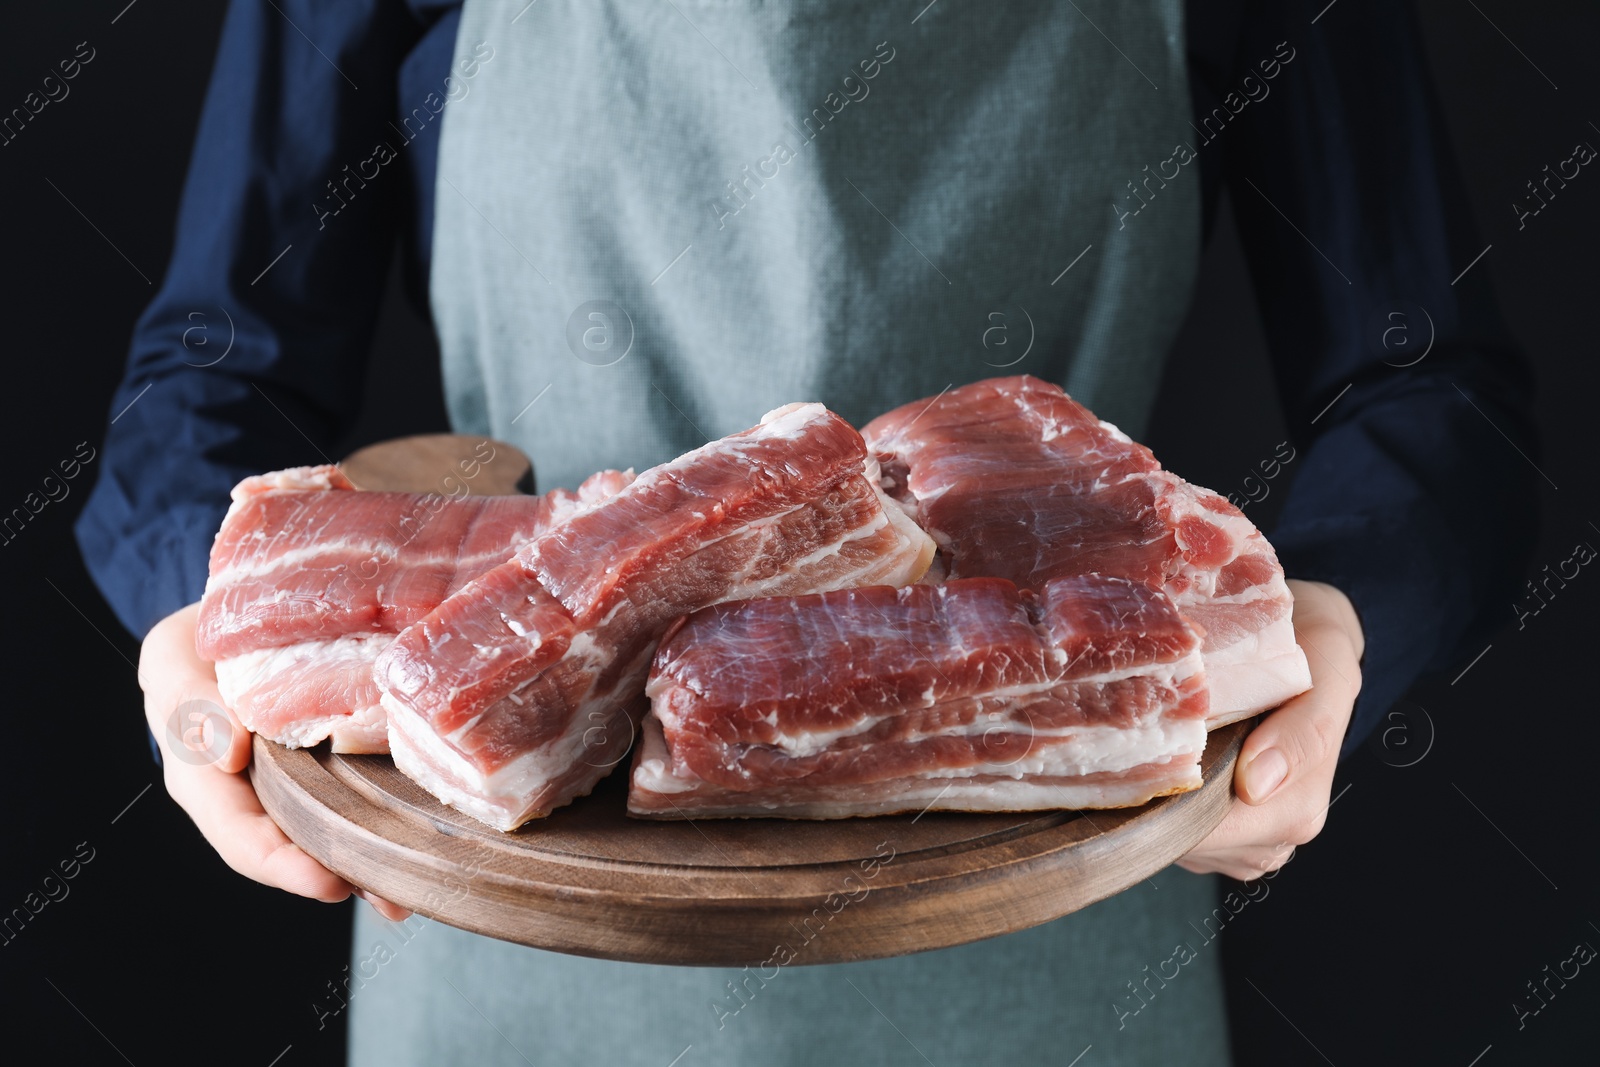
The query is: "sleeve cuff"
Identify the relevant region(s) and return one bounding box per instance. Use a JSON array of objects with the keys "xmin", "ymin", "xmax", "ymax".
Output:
[{"xmin": 1267, "ymin": 510, "xmax": 1459, "ymax": 757}]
